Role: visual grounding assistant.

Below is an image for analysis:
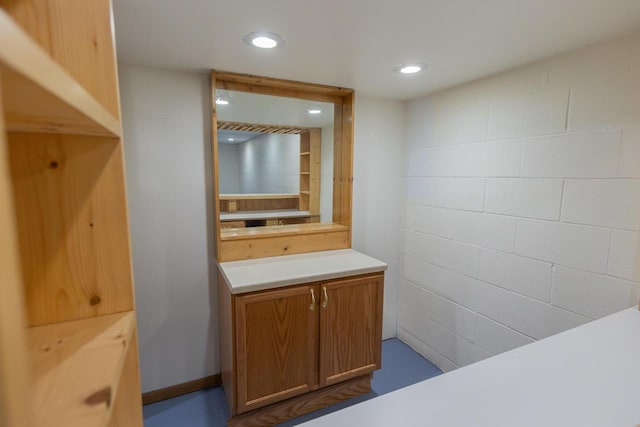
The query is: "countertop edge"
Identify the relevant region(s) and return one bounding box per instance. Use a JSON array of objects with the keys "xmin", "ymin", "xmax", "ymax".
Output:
[
  {"xmin": 217, "ymin": 249, "xmax": 388, "ymax": 295},
  {"xmin": 228, "ymin": 265, "xmax": 387, "ymax": 295}
]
